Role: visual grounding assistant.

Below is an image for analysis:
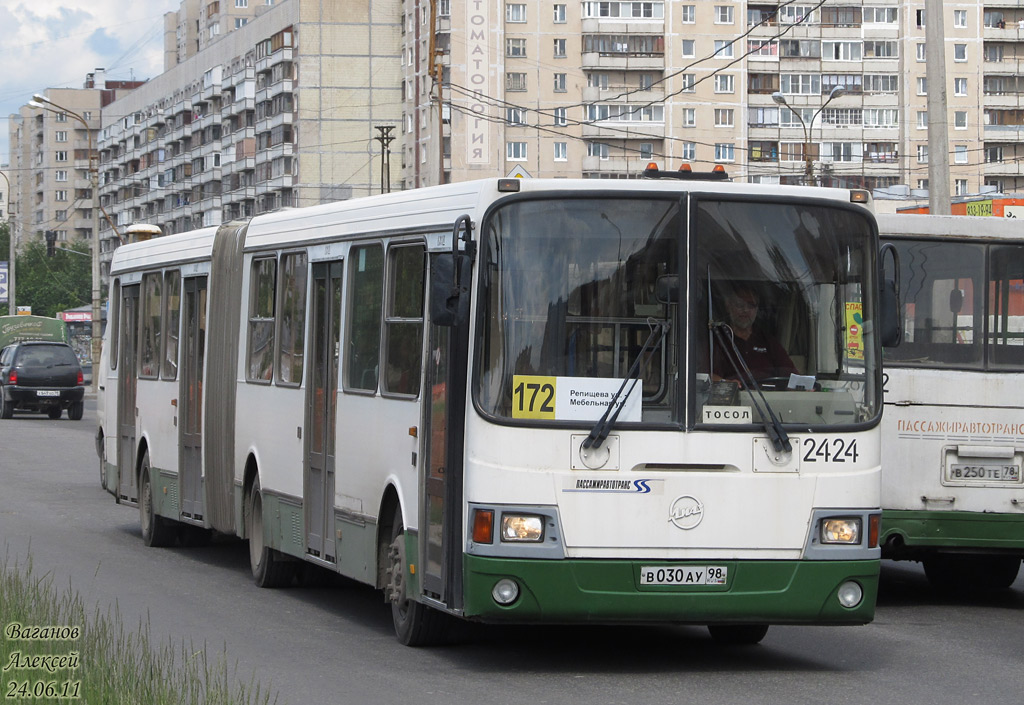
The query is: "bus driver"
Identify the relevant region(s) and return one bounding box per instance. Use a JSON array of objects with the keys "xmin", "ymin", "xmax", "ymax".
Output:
[{"xmin": 714, "ymin": 284, "xmax": 798, "ymax": 382}]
